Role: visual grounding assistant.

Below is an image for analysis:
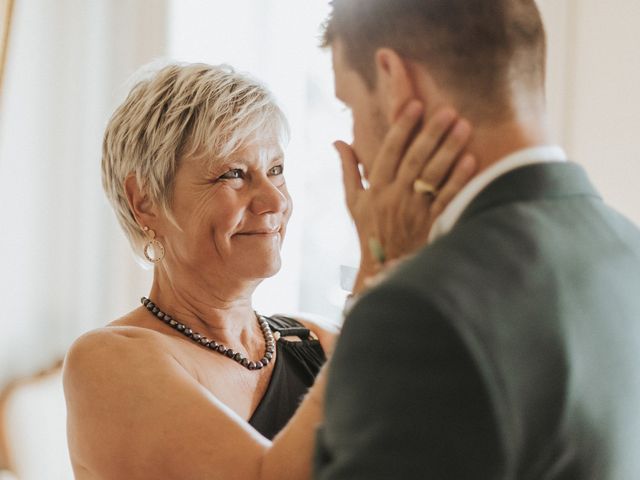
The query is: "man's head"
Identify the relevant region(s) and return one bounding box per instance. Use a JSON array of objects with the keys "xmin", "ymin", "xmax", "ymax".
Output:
[{"xmin": 323, "ymin": 0, "xmax": 547, "ymax": 170}]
